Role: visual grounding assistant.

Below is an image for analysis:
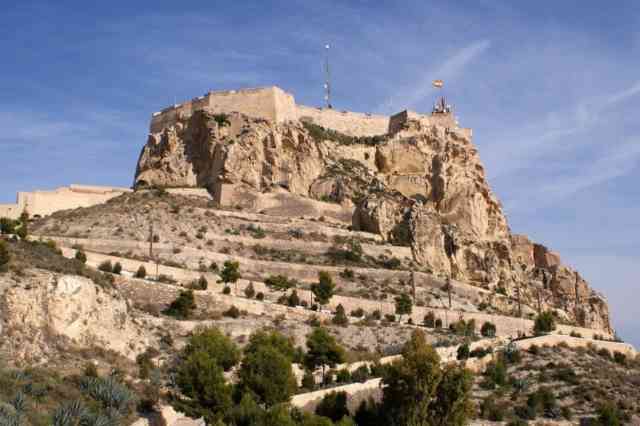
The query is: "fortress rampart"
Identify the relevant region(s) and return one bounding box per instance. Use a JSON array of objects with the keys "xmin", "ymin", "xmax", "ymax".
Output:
[
  {"xmin": 149, "ymin": 86, "xmax": 470, "ymax": 137},
  {"xmin": 0, "ymin": 185, "xmax": 131, "ymax": 220}
]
